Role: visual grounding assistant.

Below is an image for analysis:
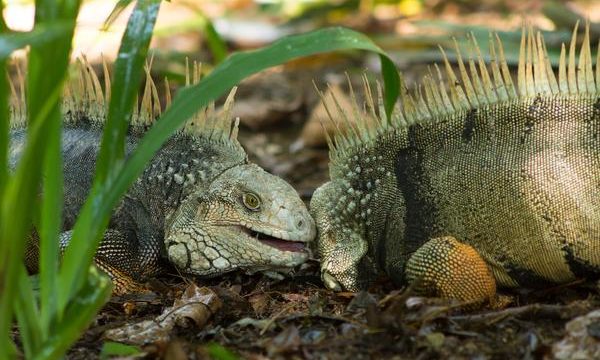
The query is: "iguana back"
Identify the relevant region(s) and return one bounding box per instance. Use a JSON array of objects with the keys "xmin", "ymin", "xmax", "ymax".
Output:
[{"xmin": 311, "ymin": 25, "xmax": 600, "ymax": 304}]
